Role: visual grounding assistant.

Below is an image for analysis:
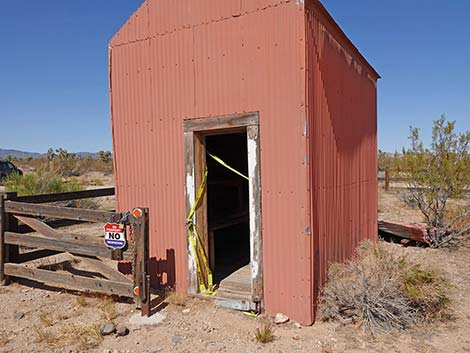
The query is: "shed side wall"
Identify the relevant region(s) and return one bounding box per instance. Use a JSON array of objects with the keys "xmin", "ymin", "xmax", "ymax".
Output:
[
  {"xmin": 110, "ymin": 0, "xmax": 313, "ymax": 324},
  {"xmin": 305, "ymin": 3, "xmax": 379, "ymax": 312}
]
